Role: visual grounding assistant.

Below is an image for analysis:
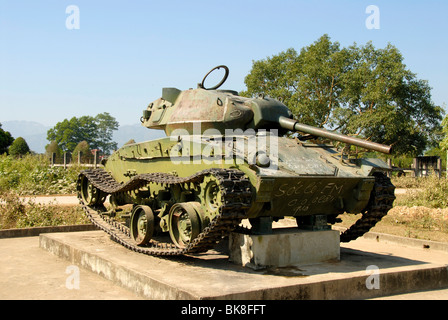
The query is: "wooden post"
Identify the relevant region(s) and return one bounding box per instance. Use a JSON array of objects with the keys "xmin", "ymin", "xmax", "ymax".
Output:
[
  {"xmin": 386, "ymin": 158, "xmax": 392, "ymax": 178},
  {"xmin": 413, "ymin": 157, "xmax": 418, "ymax": 178},
  {"xmin": 94, "ymin": 150, "xmax": 98, "ymax": 169}
]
